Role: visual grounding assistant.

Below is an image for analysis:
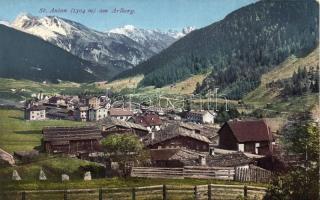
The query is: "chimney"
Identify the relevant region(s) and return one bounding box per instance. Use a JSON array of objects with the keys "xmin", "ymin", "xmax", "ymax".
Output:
[{"xmin": 199, "ymin": 155, "xmax": 206, "ymax": 166}]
